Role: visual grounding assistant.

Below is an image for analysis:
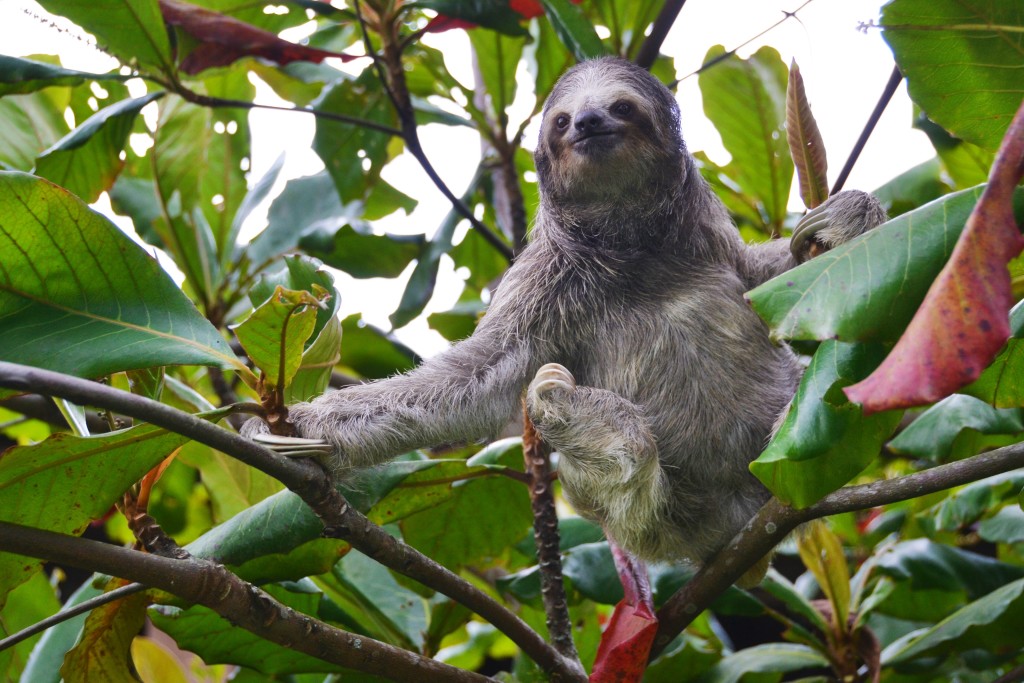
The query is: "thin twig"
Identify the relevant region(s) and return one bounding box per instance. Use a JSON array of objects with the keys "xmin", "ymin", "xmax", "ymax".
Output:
[
  {"xmin": 994, "ymin": 661, "xmax": 1024, "ymax": 683},
  {"xmin": 352, "ymin": 0, "xmax": 515, "ymax": 262},
  {"xmin": 523, "ymin": 404, "xmax": 585, "ymax": 674},
  {"xmin": 634, "ymin": 0, "xmax": 687, "ymax": 70},
  {"xmin": 670, "ymin": 0, "xmax": 815, "ymax": 86},
  {"xmin": 0, "ymin": 362, "xmax": 582, "ymax": 682},
  {"xmin": 0, "ymin": 583, "xmax": 147, "ymax": 653},
  {"xmin": 651, "ymin": 441, "xmax": 1024, "ymax": 657},
  {"xmin": 830, "ymin": 64, "xmax": 902, "ymax": 195},
  {"xmin": 0, "ymin": 522, "xmax": 488, "ymax": 683}
]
